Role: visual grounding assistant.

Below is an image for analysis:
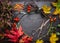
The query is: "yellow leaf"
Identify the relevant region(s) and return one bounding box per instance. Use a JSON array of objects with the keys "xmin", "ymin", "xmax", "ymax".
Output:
[
  {"xmin": 53, "ymin": 9, "xmax": 59, "ymax": 15},
  {"xmin": 36, "ymin": 39, "xmax": 44, "ymax": 43},
  {"xmin": 51, "ymin": 2, "xmax": 57, "ymax": 7},
  {"xmin": 53, "ymin": 8, "xmax": 60, "ymax": 15},
  {"xmin": 42, "ymin": 5, "xmax": 51, "ymax": 14},
  {"xmin": 50, "ymin": 33, "xmax": 59, "ymax": 43}
]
